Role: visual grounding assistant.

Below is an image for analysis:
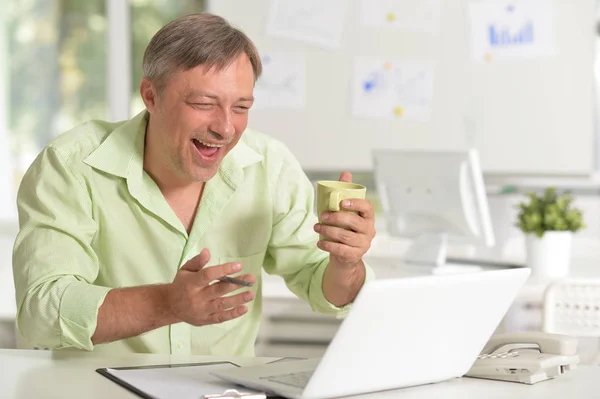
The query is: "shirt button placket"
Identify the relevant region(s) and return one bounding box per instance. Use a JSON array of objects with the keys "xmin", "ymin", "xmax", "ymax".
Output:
[{"xmin": 170, "ymin": 322, "xmax": 191, "ymax": 354}]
